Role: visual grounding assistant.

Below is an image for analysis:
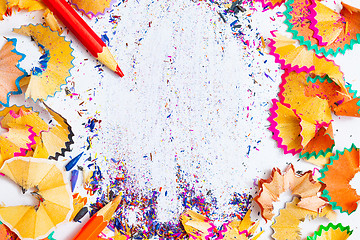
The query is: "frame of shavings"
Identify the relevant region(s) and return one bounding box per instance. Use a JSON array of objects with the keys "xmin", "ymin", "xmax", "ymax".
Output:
[{"xmin": 1, "ymin": 0, "xmax": 360, "ymax": 239}]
